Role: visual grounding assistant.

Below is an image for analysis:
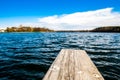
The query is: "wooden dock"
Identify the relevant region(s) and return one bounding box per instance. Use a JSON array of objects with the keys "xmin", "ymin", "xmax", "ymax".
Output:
[{"xmin": 43, "ymin": 49, "xmax": 104, "ymax": 80}]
